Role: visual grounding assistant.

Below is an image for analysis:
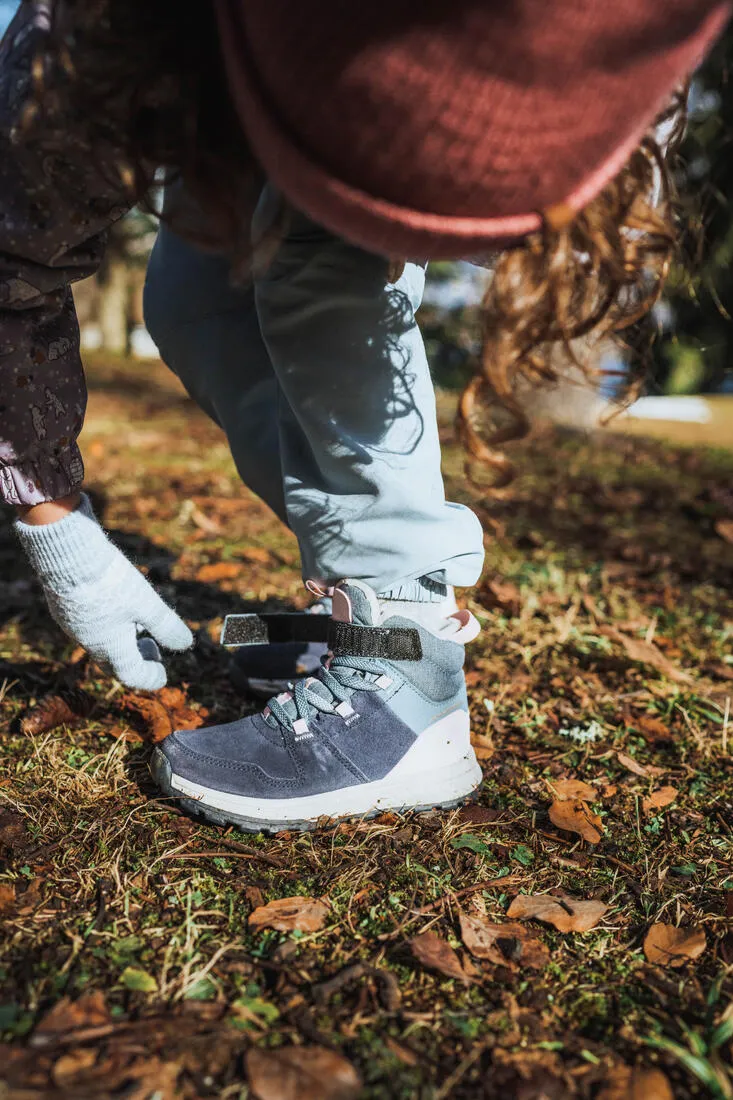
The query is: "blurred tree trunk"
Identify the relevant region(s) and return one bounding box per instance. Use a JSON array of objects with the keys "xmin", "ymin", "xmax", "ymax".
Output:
[{"xmin": 97, "ymin": 251, "xmax": 130, "ymax": 354}]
